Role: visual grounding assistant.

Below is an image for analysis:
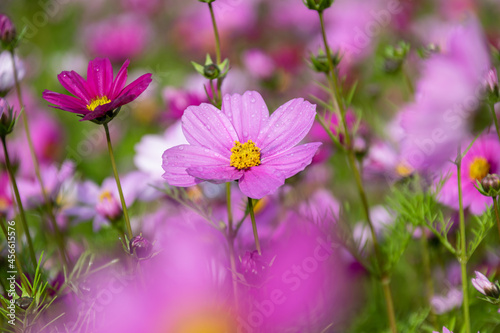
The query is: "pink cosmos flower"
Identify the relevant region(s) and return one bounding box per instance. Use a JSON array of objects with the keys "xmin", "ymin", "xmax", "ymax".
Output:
[
  {"xmin": 433, "ymin": 328, "xmax": 453, "ymax": 333},
  {"xmin": 84, "ymin": 14, "xmax": 153, "ymax": 62},
  {"xmin": 162, "ymin": 91, "xmax": 321, "ymax": 199},
  {"xmin": 42, "ymin": 57, "xmax": 152, "ymax": 121},
  {"xmin": 438, "ymin": 135, "xmax": 500, "ymax": 215}
]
